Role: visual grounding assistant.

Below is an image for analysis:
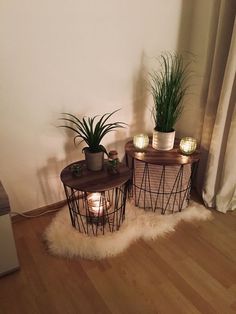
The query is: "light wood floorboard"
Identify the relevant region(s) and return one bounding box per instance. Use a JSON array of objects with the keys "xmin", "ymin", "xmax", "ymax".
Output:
[{"xmin": 0, "ymin": 208, "xmax": 236, "ymax": 314}]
